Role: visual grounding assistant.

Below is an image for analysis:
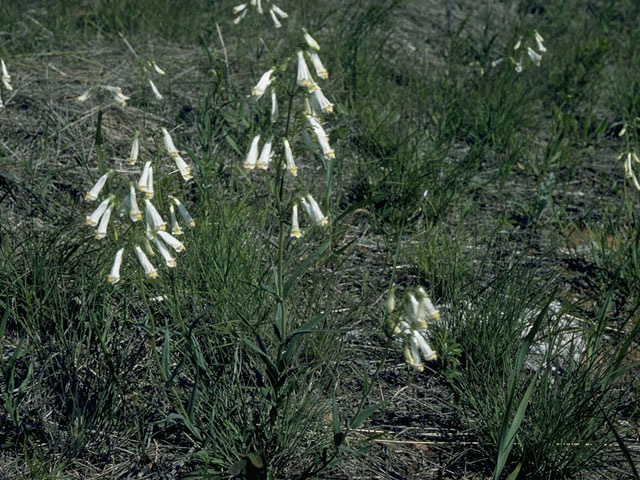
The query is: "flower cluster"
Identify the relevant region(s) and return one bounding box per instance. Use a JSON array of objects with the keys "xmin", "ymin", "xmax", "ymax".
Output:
[
  {"xmin": 233, "ymin": 0, "xmax": 288, "ymax": 27},
  {"xmin": 387, "ymin": 287, "xmax": 438, "ymax": 372},
  {"xmin": 84, "ymin": 128, "xmax": 195, "ymax": 283},
  {"xmin": 512, "ymin": 30, "xmax": 547, "ymax": 72},
  {"xmin": 242, "ymin": 29, "xmax": 335, "ymax": 237}
]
